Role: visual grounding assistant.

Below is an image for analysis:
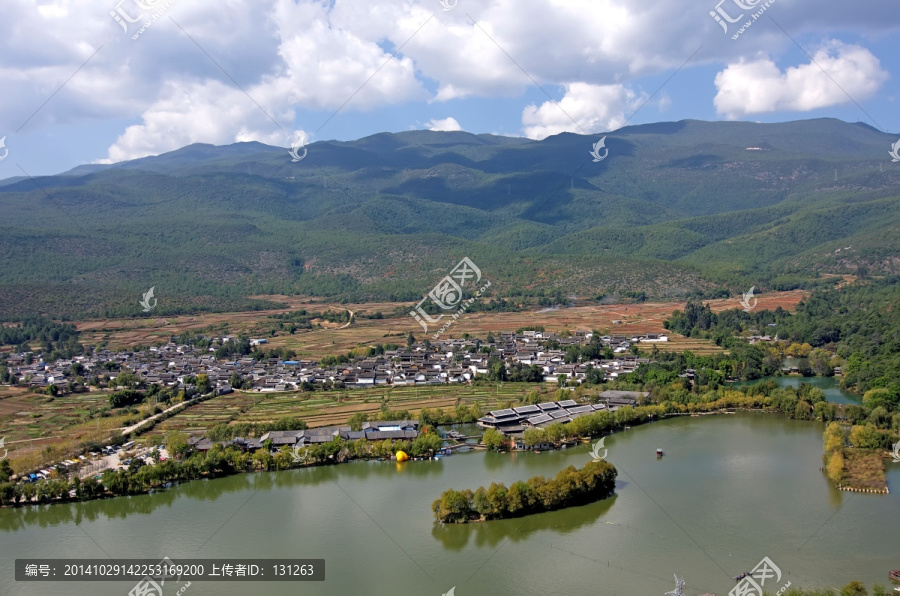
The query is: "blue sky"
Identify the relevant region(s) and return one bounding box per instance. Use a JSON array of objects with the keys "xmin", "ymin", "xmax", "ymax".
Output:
[{"xmin": 1, "ymin": 0, "xmax": 899, "ymax": 178}]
